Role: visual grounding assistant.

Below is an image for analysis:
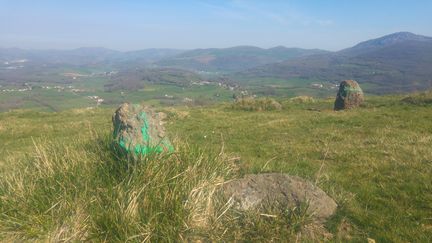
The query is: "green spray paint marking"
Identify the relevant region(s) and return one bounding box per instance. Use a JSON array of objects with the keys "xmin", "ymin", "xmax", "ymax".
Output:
[
  {"xmin": 115, "ymin": 109, "xmax": 174, "ymax": 157},
  {"xmin": 344, "ymin": 86, "xmax": 362, "ymax": 93},
  {"xmin": 341, "ymin": 85, "xmax": 363, "ymax": 98},
  {"xmin": 139, "ymin": 111, "xmax": 150, "ymax": 144}
]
